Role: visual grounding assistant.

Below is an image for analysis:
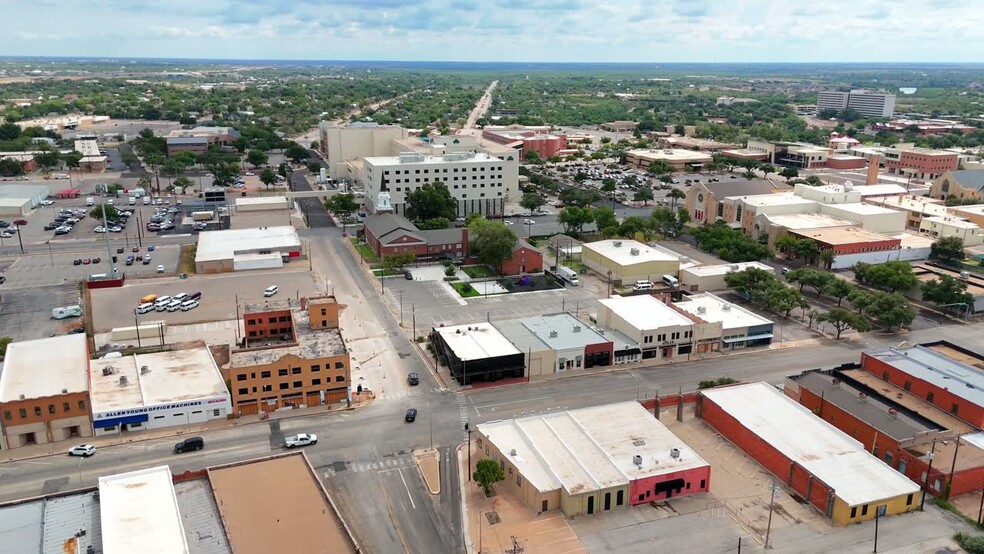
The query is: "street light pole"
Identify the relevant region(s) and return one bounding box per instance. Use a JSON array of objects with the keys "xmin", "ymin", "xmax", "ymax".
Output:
[
  {"xmin": 399, "ymin": 290, "xmax": 404, "ymax": 326},
  {"xmin": 765, "ymin": 481, "xmax": 778, "ymax": 549},
  {"xmin": 466, "ymin": 422, "xmax": 472, "ymax": 482},
  {"xmin": 428, "ymin": 403, "xmax": 434, "ymax": 449},
  {"xmin": 920, "ymin": 438, "xmax": 937, "ymax": 510}
]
